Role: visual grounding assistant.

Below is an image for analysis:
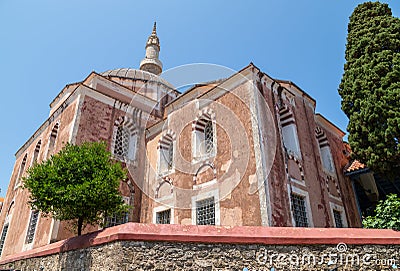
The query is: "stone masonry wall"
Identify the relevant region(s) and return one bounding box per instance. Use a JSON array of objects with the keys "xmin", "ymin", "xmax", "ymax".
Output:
[
  {"xmin": 1, "ymin": 223, "xmax": 400, "ymax": 271},
  {"xmin": 1, "ymin": 240, "xmax": 399, "ymax": 271}
]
